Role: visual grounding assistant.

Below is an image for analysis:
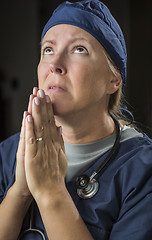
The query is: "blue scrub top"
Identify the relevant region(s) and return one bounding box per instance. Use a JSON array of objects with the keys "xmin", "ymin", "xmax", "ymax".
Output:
[{"xmin": 0, "ymin": 133, "xmax": 152, "ymax": 240}]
